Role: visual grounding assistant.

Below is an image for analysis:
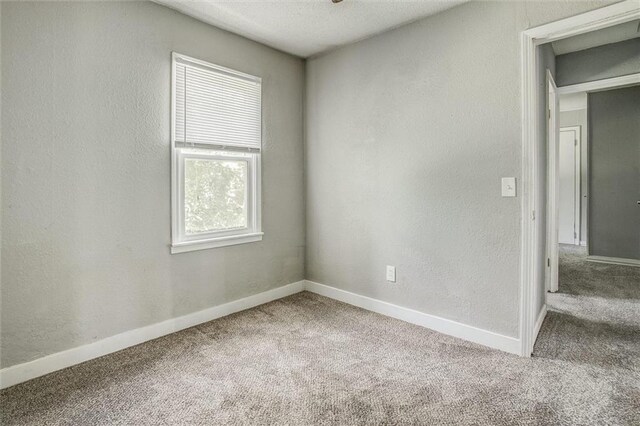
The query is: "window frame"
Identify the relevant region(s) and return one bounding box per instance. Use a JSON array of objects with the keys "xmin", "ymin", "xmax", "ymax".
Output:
[{"xmin": 170, "ymin": 53, "xmax": 263, "ymax": 254}]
